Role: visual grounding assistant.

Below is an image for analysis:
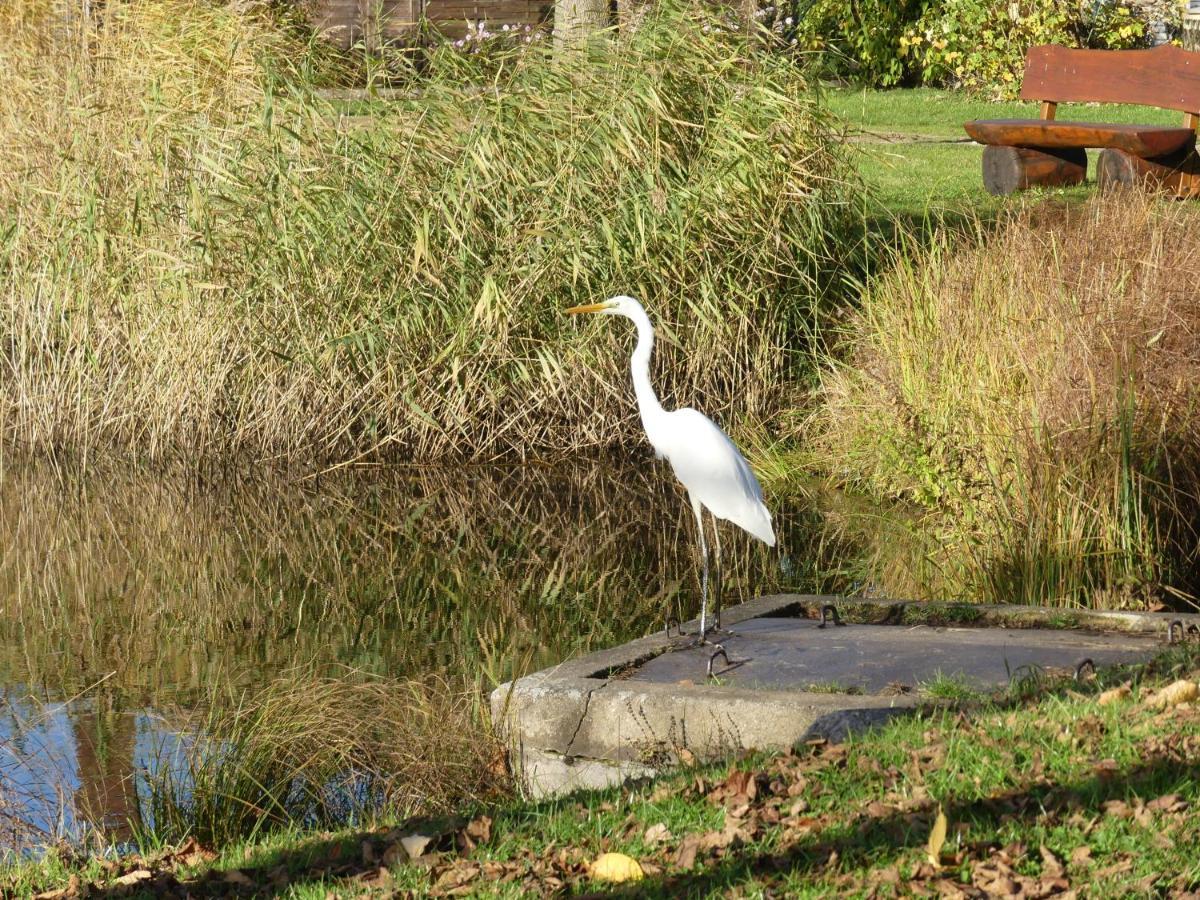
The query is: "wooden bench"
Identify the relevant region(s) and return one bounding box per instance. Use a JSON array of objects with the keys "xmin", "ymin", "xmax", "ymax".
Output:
[{"xmin": 964, "ymin": 44, "xmax": 1200, "ymax": 197}]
